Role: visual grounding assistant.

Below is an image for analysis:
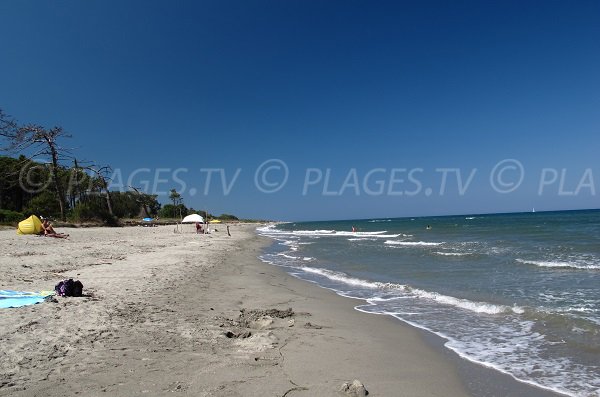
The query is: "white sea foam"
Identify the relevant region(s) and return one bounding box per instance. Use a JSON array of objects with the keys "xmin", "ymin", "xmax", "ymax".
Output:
[
  {"xmin": 358, "ymin": 297, "xmax": 590, "ymax": 397},
  {"xmin": 299, "ymin": 267, "xmax": 408, "ymax": 291},
  {"xmin": 278, "ymin": 240, "xmax": 299, "ymax": 251},
  {"xmin": 435, "ymin": 251, "xmax": 470, "ymax": 256},
  {"xmin": 258, "ymin": 226, "xmax": 400, "ymax": 239},
  {"xmin": 298, "ymin": 267, "xmax": 522, "ymax": 315},
  {"xmin": 276, "ymin": 253, "xmax": 298, "ymax": 260},
  {"xmin": 440, "ymin": 328, "xmax": 585, "ymax": 397},
  {"xmin": 516, "ymin": 258, "xmax": 600, "ymax": 270},
  {"xmin": 408, "ymin": 288, "xmax": 524, "ymax": 315},
  {"xmin": 294, "ymin": 229, "xmax": 336, "ymax": 235},
  {"xmin": 385, "ymin": 240, "xmax": 442, "ymax": 246},
  {"xmin": 334, "ymin": 231, "xmax": 401, "ymax": 237},
  {"xmin": 566, "ymin": 307, "xmax": 596, "ymax": 314},
  {"xmin": 365, "ymin": 296, "xmax": 405, "ymax": 303},
  {"xmin": 255, "ymin": 225, "xmax": 274, "ymax": 233},
  {"xmin": 368, "ymin": 219, "xmax": 392, "ymax": 222}
]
